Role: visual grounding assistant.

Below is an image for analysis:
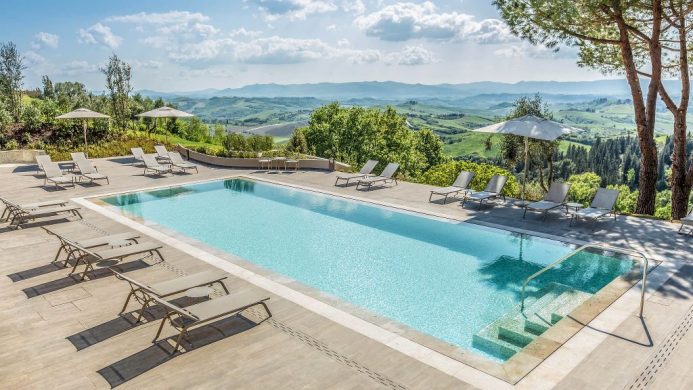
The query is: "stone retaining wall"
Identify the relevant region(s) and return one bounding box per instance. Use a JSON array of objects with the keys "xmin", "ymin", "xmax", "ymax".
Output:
[
  {"xmin": 0, "ymin": 149, "xmax": 45, "ymax": 164},
  {"xmin": 175, "ymin": 145, "xmax": 351, "ymax": 172}
]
